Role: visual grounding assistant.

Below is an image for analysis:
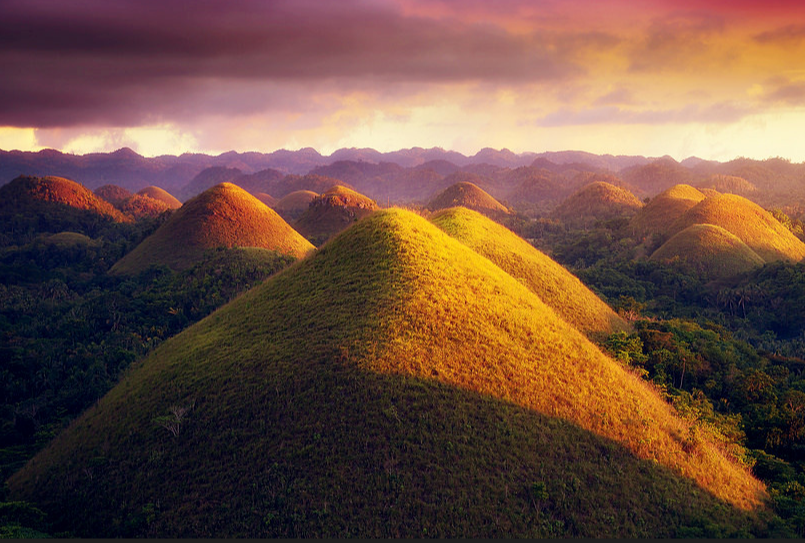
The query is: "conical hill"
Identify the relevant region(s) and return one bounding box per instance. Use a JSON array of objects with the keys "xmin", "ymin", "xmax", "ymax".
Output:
[
  {"xmin": 1, "ymin": 175, "xmax": 131, "ymax": 224},
  {"xmin": 118, "ymin": 193, "xmax": 174, "ymax": 220},
  {"xmin": 650, "ymin": 224, "xmax": 765, "ymax": 279},
  {"xmin": 294, "ymin": 185, "xmax": 379, "ymax": 246},
  {"xmin": 629, "ymin": 184, "xmax": 705, "ymax": 237},
  {"xmin": 136, "ymin": 186, "xmax": 182, "ymax": 209},
  {"xmin": 669, "ymin": 193, "xmax": 805, "ymax": 263},
  {"xmin": 110, "ymin": 183, "xmax": 314, "ymax": 274},
  {"xmin": 431, "ymin": 206, "xmax": 629, "ymax": 337},
  {"xmin": 273, "ymin": 190, "xmax": 318, "ymax": 221},
  {"xmin": 95, "ymin": 184, "xmax": 132, "ymax": 206},
  {"xmin": 551, "ymin": 181, "xmax": 643, "ymax": 228},
  {"xmin": 254, "ymin": 192, "xmax": 277, "ymax": 207},
  {"xmin": 426, "ymin": 181, "xmax": 510, "ymax": 218},
  {"xmin": 9, "ymin": 209, "xmax": 766, "ymax": 537}
]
